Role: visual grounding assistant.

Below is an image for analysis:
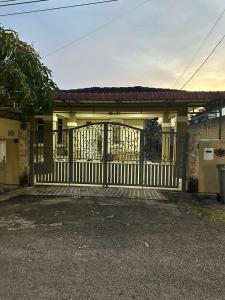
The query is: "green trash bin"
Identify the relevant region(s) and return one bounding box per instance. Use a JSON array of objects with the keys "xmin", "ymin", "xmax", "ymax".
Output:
[{"xmin": 217, "ymin": 164, "xmax": 225, "ymax": 203}]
